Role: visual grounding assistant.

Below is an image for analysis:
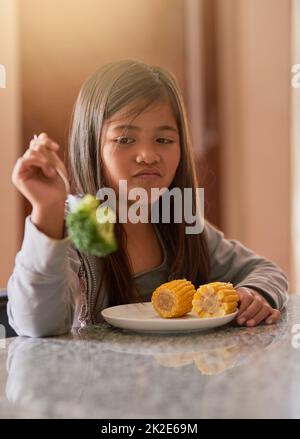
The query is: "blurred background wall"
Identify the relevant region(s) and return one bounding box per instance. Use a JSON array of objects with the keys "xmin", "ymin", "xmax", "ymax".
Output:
[
  {"xmin": 291, "ymin": 0, "xmax": 300, "ymax": 292},
  {"xmin": 0, "ymin": 0, "xmax": 21, "ymax": 289},
  {"xmin": 216, "ymin": 0, "xmax": 291, "ymax": 283},
  {"xmin": 0, "ymin": 0, "xmax": 294, "ymax": 292}
]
